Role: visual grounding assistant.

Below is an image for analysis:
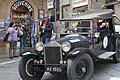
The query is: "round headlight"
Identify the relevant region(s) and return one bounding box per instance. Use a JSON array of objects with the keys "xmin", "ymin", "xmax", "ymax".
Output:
[
  {"xmin": 62, "ymin": 42, "xmax": 71, "ymax": 52},
  {"xmin": 35, "ymin": 42, "xmax": 43, "ymax": 51}
]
